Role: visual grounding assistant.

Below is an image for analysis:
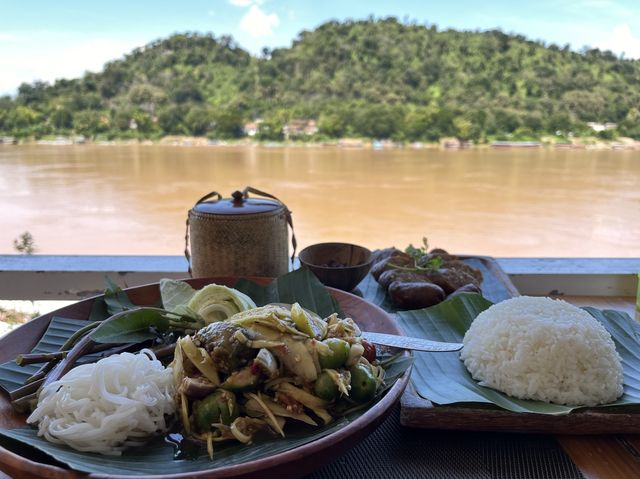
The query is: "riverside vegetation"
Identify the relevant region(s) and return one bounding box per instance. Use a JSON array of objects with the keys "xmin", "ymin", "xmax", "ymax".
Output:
[{"xmin": 1, "ymin": 18, "xmax": 640, "ymax": 143}]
